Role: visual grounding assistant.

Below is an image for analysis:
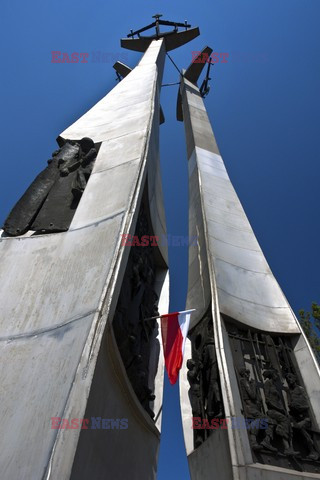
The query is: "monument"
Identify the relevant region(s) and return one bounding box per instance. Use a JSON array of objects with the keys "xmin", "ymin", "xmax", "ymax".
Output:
[
  {"xmin": 178, "ymin": 48, "xmax": 320, "ymax": 479},
  {"xmin": 0, "ymin": 14, "xmax": 319, "ymax": 480},
  {"xmin": 0, "ymin": 15, "xmax": 200, "ymax": 480}
]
